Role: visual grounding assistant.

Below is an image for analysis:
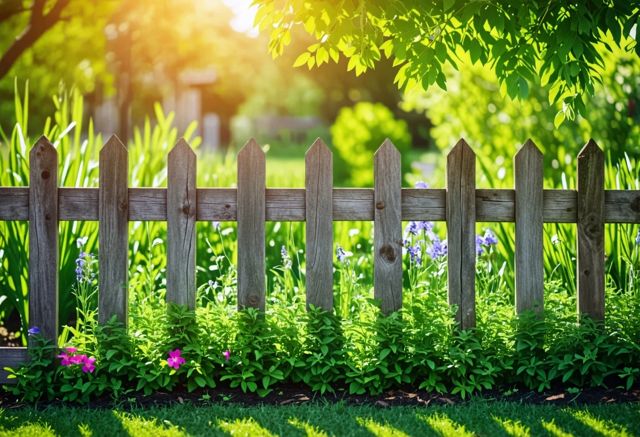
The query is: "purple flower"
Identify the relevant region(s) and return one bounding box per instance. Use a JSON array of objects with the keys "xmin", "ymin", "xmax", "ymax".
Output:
[
  {"xmin": 415, "ymin": 181, "xmax": 429, "ymax": 189},
  {"xmin": 82, "ymin": 356, "xmax": 96, "ymax": 373},
  {"xmin": 167, "ymin": 349, "xmax": 186, "ymax": 370},
  {"xmin": 427, "ymin": 236, "xmax": 447, "ymax": 259},
  {"xmin": 405, "ymin": 221, "xmax": 420, "ymax": 236},
  {"xmin": 57, "ymin": 352, "xmax": 72, "ymax": 366},
  {"xmin": 223, "ymin": 350, "xmax": 231, "ymax": 361},
  {"xmin": 483, "ymin": 229, "xmax": 498, "ymax": 246},
  {"xmin": 636, "ymin": 229, "xmax": 640, "ymax": 246},
  {"xmin": 476, "ymin": 235, "xmax": 485, "ymax": 255},
  {"xmin": 407, "ymin": 244, "xmax": 422, "ymax": 265},
  {"xmin": 281, "ymin": 245, "xmax": 292, "ymax": 268},
  {"xmin": 27, "ymin": 326, "xmax": 40, "ymax": 336},
  {"xmin": 212, "ymin": 221, "xmax": 221, "ymax": 231},
  {"xmin": 336, "ymin": 246, "xmax": 351, "ymax": 263}
]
